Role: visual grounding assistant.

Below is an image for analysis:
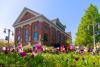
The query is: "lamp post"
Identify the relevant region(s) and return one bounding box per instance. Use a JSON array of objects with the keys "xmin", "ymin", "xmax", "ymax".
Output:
[{"xmin": 4, "ymin": 28, "xmax": 14, "ymax": 45}]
